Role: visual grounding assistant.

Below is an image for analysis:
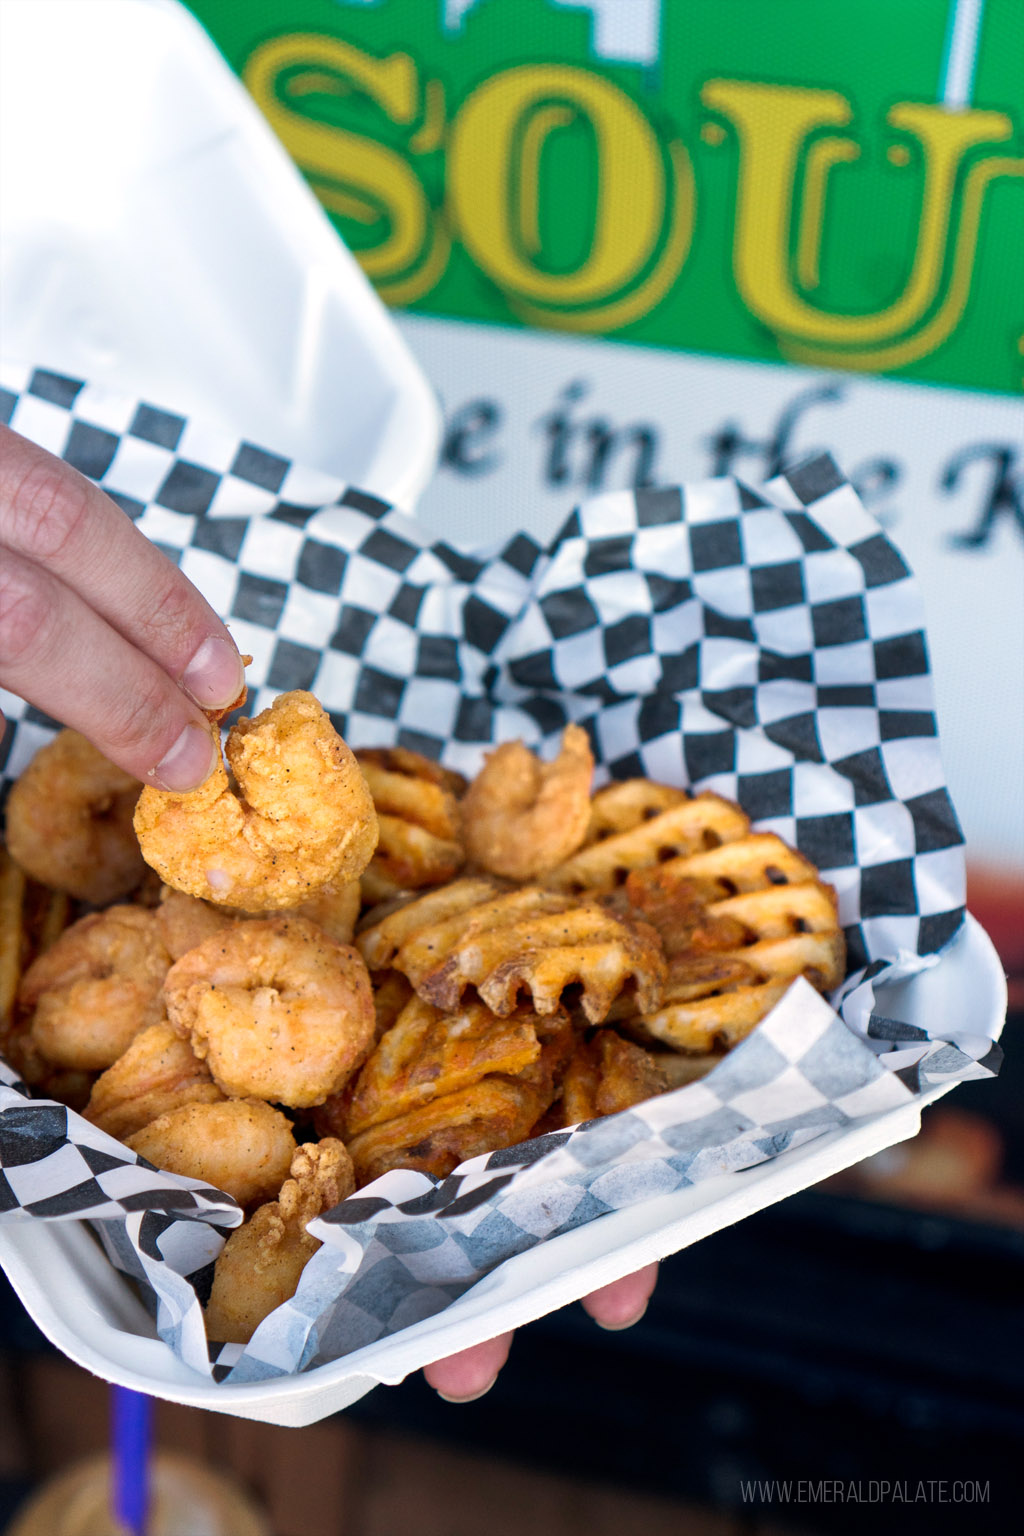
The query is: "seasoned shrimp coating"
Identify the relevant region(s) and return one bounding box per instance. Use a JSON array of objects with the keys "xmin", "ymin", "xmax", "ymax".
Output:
[
  {"xmin": 292, "ymin": 878, "xmax": 362, "ymax": 945},
  {"xmin": 204, "ymin": 1139, "xmax": 354, "ymax": 1344},
  {"xmin": 5, "ymin": 730, "xmax": 147, "ymax": 904},
  {"xmin": 18, "ymin": 906, "xmax": 170, "ymax": 1072},
  {"xmin": 84, "ymin": 1021, "xmax": 225, "ymax": 1141},
  {"xmin": 134, "ymin": 691, "xmax": 379, "ymax": 911},
  {"xmin": 155, "ymin": 887, "xmax": 236, "ymax": 961},
  {"xmin": 125, "ymin": 1098, "xmax": 297, "ymax": 1208},
  {"xmin": 461, "ymin": 724, "xmax": 593, "ymax": 881},
  {"xmin": 163, "ymin": 916, "xmax": 376, "ymax": 1108}
]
